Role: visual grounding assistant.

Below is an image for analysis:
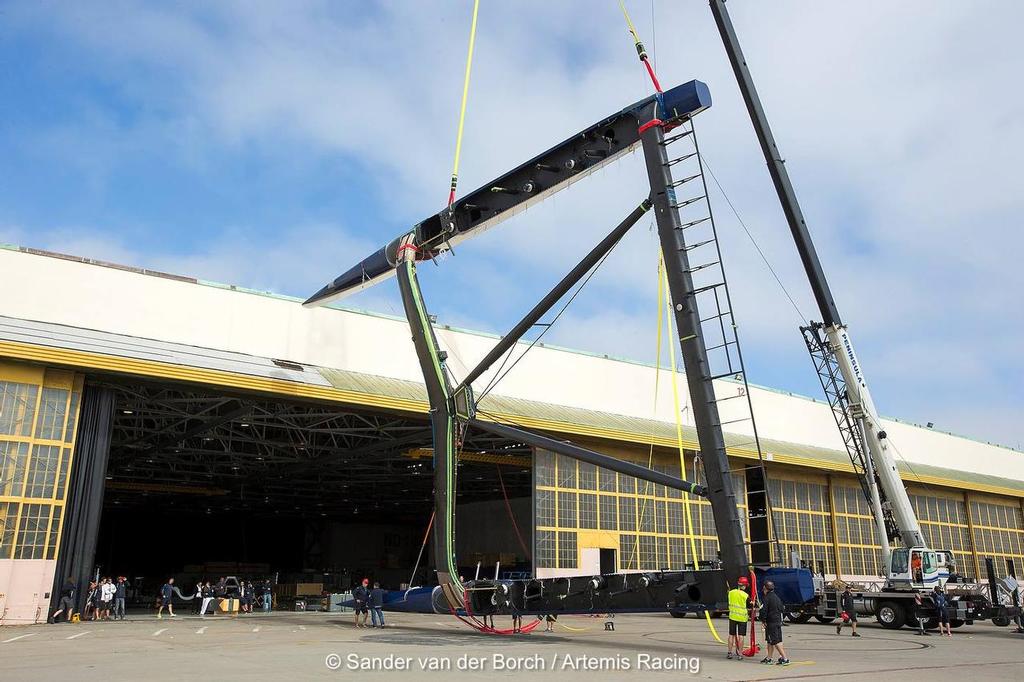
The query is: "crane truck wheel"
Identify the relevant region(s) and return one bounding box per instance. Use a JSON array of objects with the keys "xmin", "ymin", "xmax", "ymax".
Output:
[
  {"xmin": 950, "ymin": 619, "xmax": 965, "ymax": 629},
  {"xmin": 923, "ymin": 617, "xmax": 940, "ymax": 630},
  {"xmin": 876, "ymin": 602, "xmax": 906, "ymax": 629},
  {"xmin": 786, "ymin": 612, "xmax": 812, "ymax": 624},
  {"xmin": 991, "ymin": 615, "xmax": 1011, "ymax": 627},
  {"xmin": 814, "ymin": 615, "xmax": 835, "ymax": 624}
]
